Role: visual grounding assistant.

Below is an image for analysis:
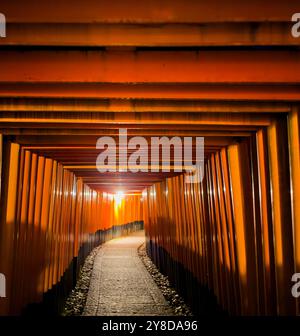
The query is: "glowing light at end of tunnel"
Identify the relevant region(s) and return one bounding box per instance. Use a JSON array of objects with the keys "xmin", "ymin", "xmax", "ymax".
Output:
[{"xmin": 114, "ymin": 191, "xmax": 124, "ymax": 206}]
